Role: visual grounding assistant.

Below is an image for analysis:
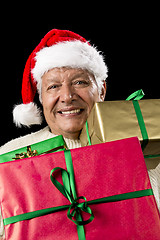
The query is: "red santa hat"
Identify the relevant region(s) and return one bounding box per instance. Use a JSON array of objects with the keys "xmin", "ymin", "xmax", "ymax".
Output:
[{"xmin": 13, "ymin": 29, "xmax": 108, "ymax": 127}]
